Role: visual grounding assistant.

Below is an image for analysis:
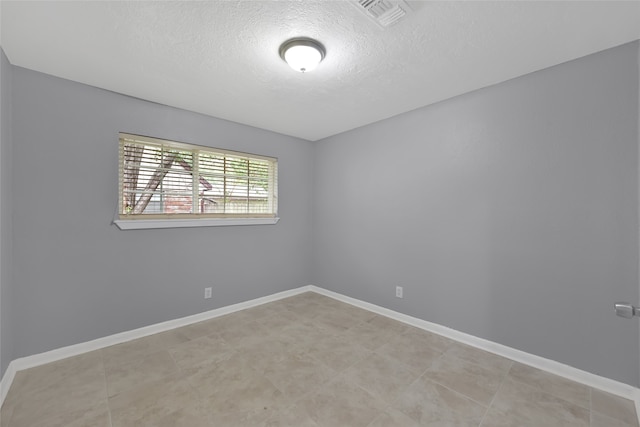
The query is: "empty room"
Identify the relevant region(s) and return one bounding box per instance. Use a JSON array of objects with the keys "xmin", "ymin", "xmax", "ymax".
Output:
[{"xmin": 1, "ymin": 1, "xmax": 640, "ymax": 426}]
